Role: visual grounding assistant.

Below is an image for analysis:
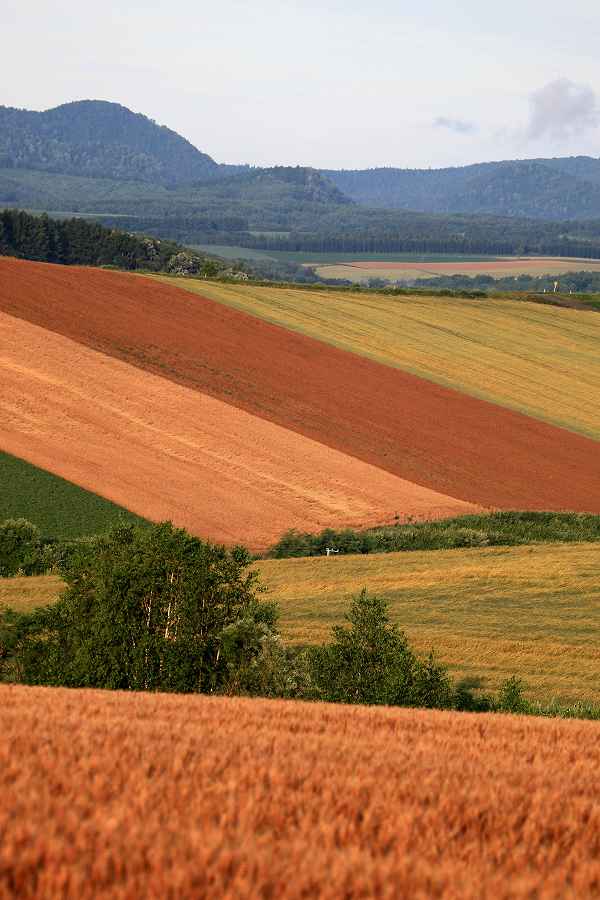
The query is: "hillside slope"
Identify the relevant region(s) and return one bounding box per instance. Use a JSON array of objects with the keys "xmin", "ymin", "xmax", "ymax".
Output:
[
  {"xmin": 1, "ymin": 310, "xmax": 476, "ymax": 548},
  {"xmin": 1, "ymin": 258, "xmax": 600, "ymax": 514},
  {"xmin": 4, "ymin": 685, "xmax": 600, "ymax": 898},
  {"xmin": 259, "ymin": 542, "xmax": 600, "ymax": 703}
]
